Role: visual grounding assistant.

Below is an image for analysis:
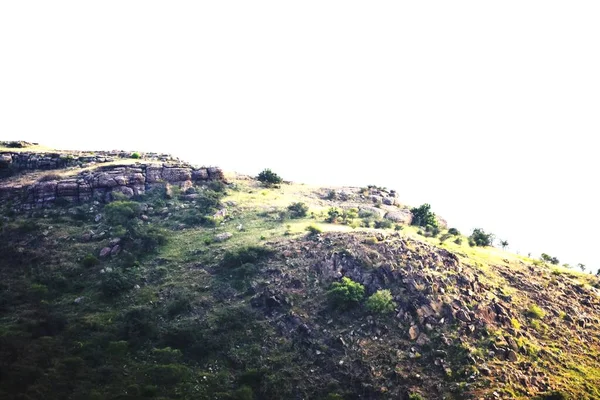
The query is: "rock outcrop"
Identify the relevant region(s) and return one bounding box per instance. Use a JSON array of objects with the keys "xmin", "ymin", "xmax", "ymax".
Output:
[
  {"xmin": 0, "ymin": 162, "xmax": 224, "ymax": 209},
  {"xmin": 0, "ymin": 150, "xmax": 178, "ymax": 176}
]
